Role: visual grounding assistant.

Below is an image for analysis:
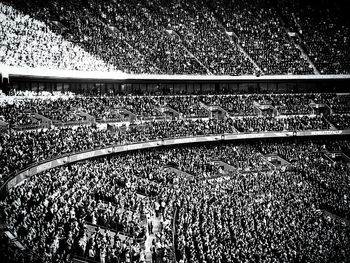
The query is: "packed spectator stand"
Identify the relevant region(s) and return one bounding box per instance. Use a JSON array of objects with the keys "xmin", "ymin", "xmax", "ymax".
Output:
[
  {"xmin": 1, "ymin": 138, "xmax": 350, "ymax": 262},
  {"xmin": 278, "ymin": 0, "xmax": 350, "ymax": 74},
  {"xmin": 1, "ymin": 92, "xmax": 350, "ymax": 186},
  {"xmin": 1, "ymin": 0, "xmax": 350, "ymax": 262},
  {"xmin": 0, "ymin": 90, "xmax": 349, "ymax": 263},
  {"xmin": 1, "ymin": 0, "xmax": 350, "ymax": 75}
]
